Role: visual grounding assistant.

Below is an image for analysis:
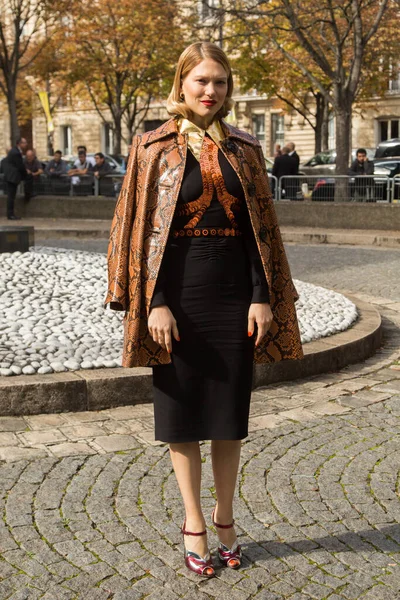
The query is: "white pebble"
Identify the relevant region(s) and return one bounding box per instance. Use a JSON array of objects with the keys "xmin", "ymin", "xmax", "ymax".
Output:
[
  {"xmin": 64, "ymin": 359, "xmax": 80, "ymax": 371},
  {"xmin": 38, "ymin": 366, "xmax": 53, "ymax": 374},
  {"xmin": 0, "ymin": 368, "xmax": 13, "ymax": 376},
  {"xmin": 81, "ymin": 361, "xmax": 94, "ymax": 369},
  {"xmin": 50, "ymin": 362, "xmax": 67, "ymax": 373}
]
